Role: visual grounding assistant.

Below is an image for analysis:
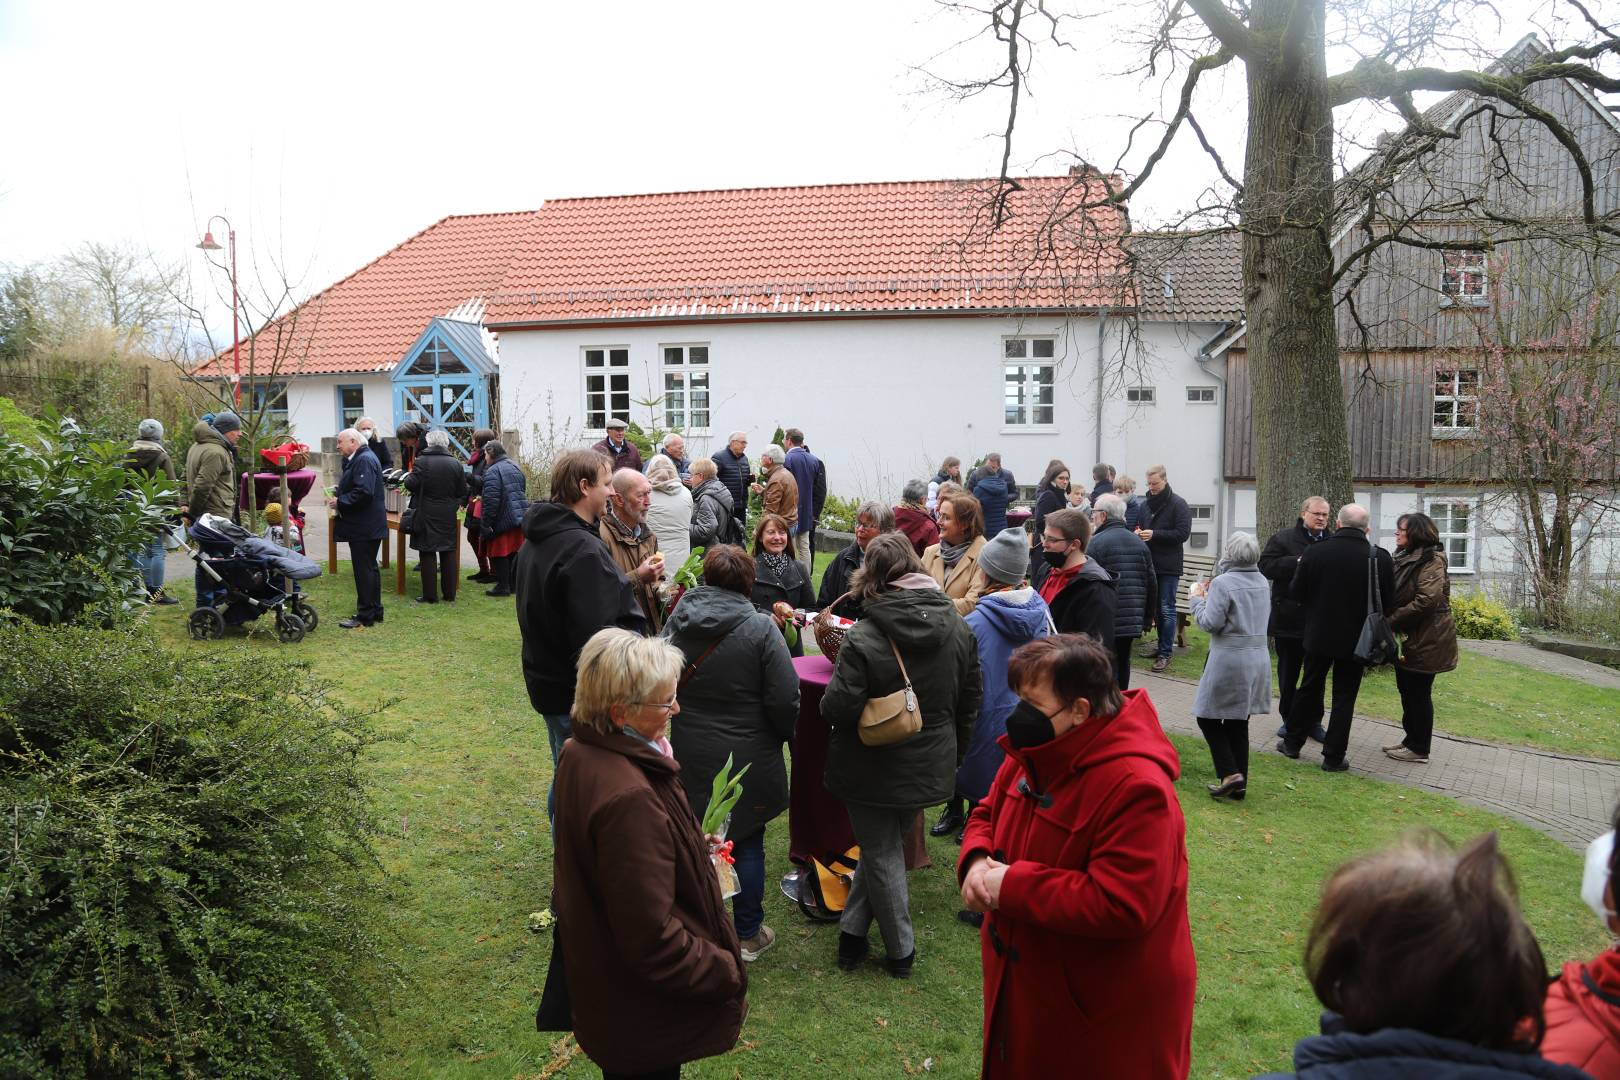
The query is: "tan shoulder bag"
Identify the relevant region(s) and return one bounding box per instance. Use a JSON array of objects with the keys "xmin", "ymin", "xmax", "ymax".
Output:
[{"xmin": 858, "ymin": 637, "xmax": 923, "ymax": 747}]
